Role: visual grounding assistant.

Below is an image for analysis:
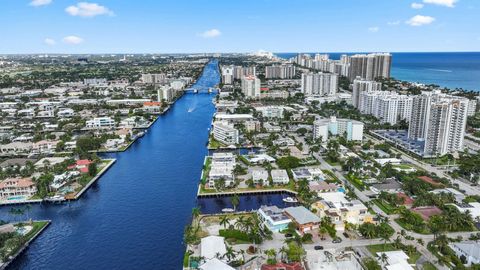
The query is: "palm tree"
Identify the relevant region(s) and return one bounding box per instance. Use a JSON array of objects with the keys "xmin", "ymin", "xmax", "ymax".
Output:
[
  {"xmin": 220, "ymin": 215, "xmax": 231, "ymax": 229},
  {"xmin": 265, "ymin": 249, "xmax": 277, "ymax": 264},
  {"xmin": 279, "ymin": 246, "xmax": 288, "ymax": 262},
  {"xmin": 223, "ymin": 246, "xmax": 236, "ymax": 262},
  {"xmin": 231, "ymin": 194, "xmax": 240, "ymax": 211},
  {"xmin": 235, "ymin": 216, "xmax": 245, "ymax": 230},
  {"xmin": 380, "ymin": 253, "xmax": 389, "ymax": 265},
  {"xmin": 192, "ymin": 207, "xmax": 201, "ymax": 227}
]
